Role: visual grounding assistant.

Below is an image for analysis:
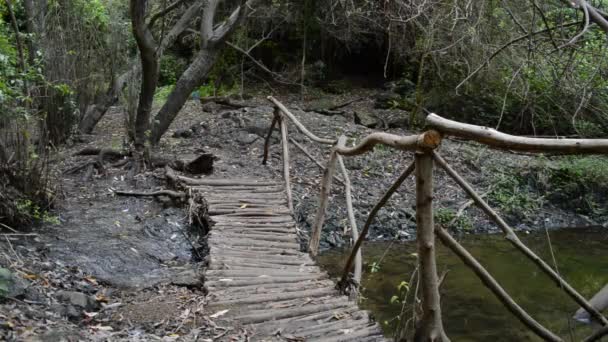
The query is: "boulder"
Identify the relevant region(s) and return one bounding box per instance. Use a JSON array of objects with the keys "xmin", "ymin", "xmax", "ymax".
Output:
[
  {"xmin": 236, "ymin": 131, "xmax": 260, "ymax": 145},
  {"xmin": 354, "ymin": 111, "xmax": 379, "ymax": 128},
  {"xmin": 55, "ymin": 291, "xmax": 100, "ymax": 311},
  {"xmin": 0, "ymin": 268, "xmax": 26, "ymax": 298}
]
